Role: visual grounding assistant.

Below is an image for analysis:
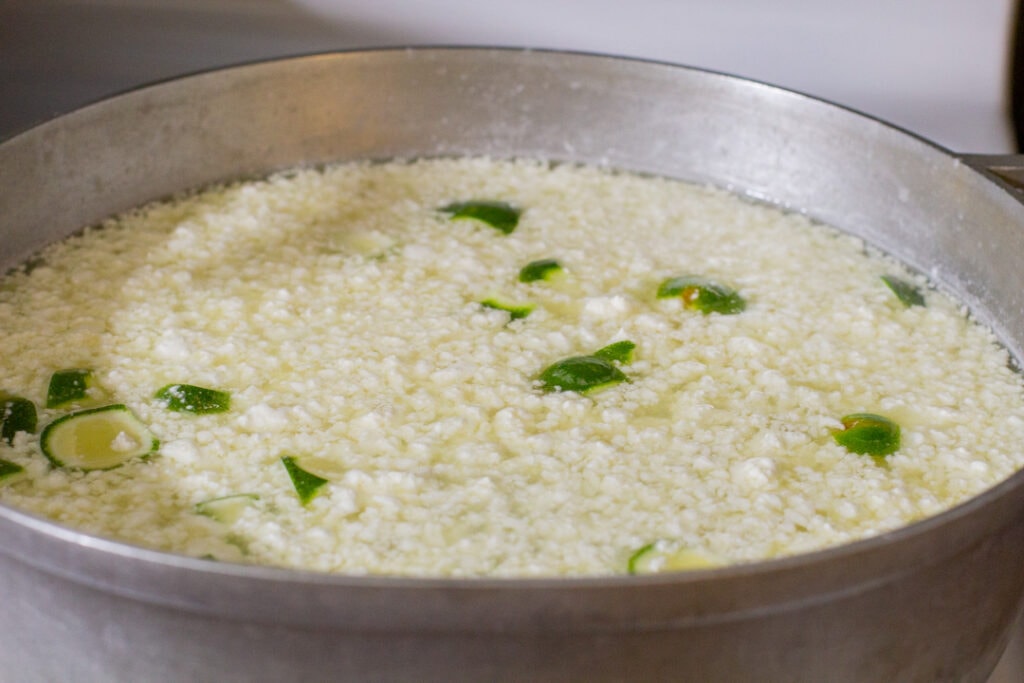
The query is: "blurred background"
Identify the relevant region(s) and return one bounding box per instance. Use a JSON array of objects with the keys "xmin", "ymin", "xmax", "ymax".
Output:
[{"xmin": 0, "ymin": 0, "xmax": 1020, "ymax": 152}]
